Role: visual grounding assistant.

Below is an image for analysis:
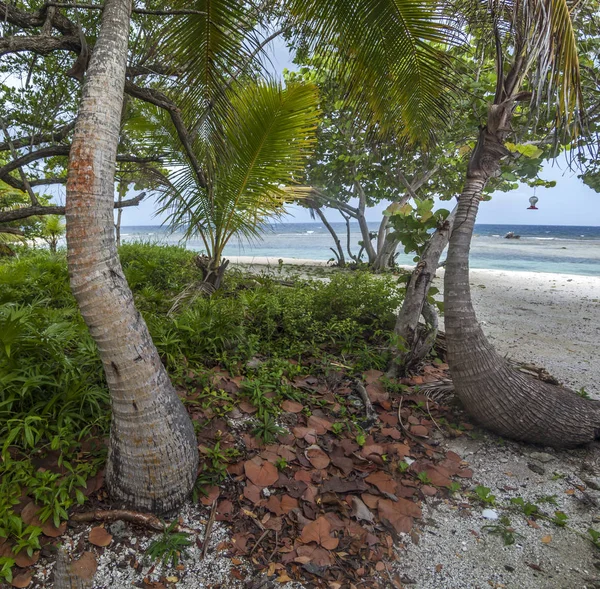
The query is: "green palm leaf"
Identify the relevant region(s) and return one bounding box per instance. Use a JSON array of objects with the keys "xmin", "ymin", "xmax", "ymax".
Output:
[
  {"xmin": 156, "ymin": 81, "xmax": 319, "ymax": 264},
  {"xmin": 285, "ymin": 0, "xmax": 453, "ymax": 141}
]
